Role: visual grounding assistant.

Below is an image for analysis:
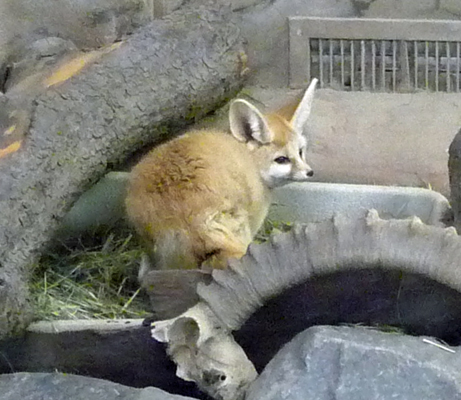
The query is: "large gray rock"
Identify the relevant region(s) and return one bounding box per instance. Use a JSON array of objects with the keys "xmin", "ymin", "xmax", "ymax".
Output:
[
  {"xmin": 246, "ymin": 325, "xmax": 461, "ymax": 400},
  {"xmin": 0, "ymin": 372, "xmax": 197, "ymax": 400}
]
